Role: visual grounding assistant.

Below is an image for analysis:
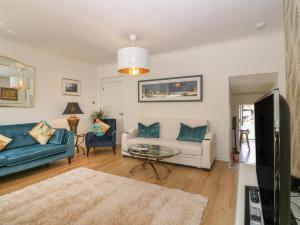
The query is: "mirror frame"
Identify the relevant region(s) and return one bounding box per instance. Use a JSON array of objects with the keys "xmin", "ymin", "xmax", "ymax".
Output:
[{"xmin": 0, "ymin": 56, "xmax": 35, "ymax": 108}]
